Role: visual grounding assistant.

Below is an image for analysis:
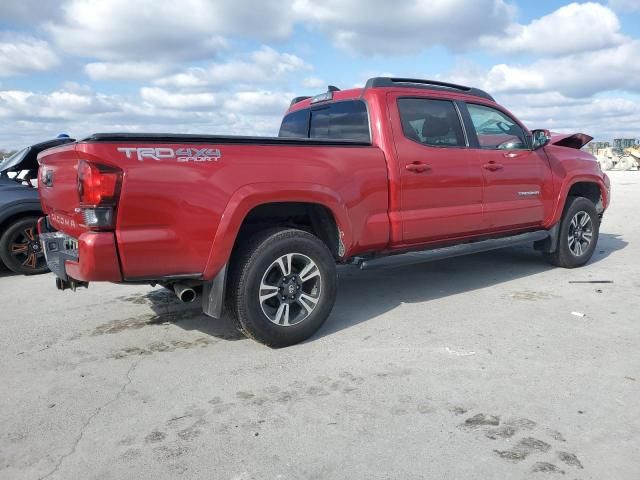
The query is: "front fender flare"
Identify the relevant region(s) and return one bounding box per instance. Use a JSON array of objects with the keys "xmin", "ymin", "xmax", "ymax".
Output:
[{"xmin": 546, "ymin": 175, "xmax": 609, "ymax": 228}]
